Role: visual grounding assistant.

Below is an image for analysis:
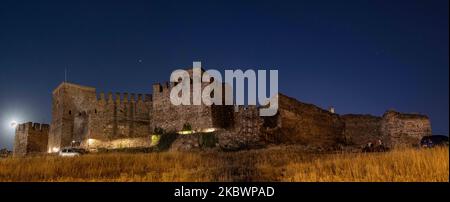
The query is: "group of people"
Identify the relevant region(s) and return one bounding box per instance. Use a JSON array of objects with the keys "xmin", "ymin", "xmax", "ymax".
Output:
[
  {"xmin": 366, "ymin": 139, "xmax": 383, "ymax": 148},
  {"xmin": 363, "ymin": 139, "xmax": 388, "ymax": 152}
]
